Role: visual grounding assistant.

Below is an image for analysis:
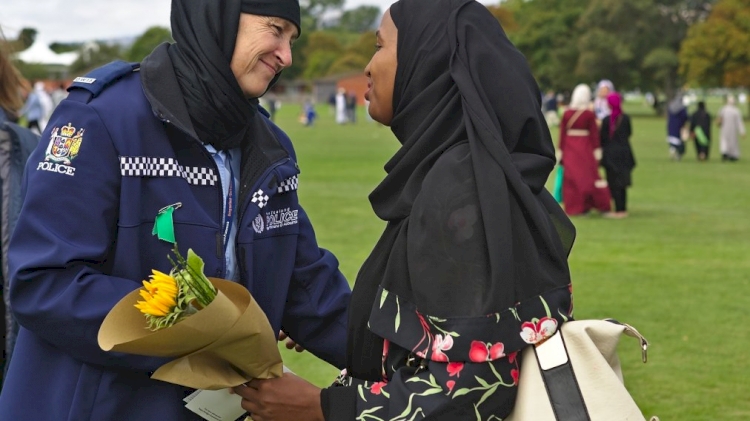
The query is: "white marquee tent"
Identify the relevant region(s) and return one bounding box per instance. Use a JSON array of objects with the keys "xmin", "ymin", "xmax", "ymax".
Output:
[{"xmin": 13, "ymin": 38, "xmax": 78, "ymax": 66}]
